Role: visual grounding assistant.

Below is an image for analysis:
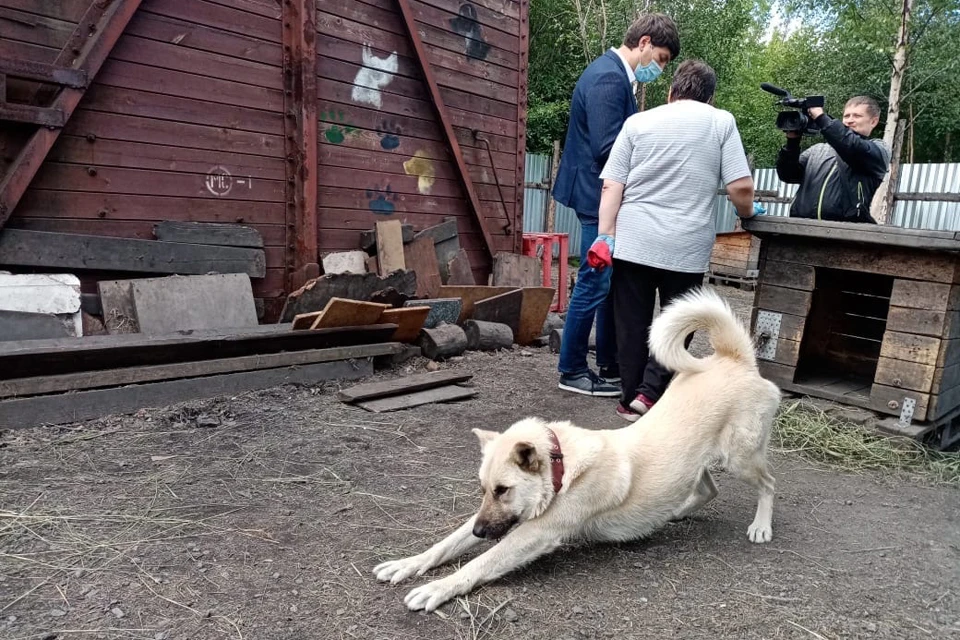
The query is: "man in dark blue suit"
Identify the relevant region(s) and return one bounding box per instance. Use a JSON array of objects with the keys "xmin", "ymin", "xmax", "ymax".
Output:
[{"xmin": 553, "ymin": 14, "xmax": 680, "ymax": 396}]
